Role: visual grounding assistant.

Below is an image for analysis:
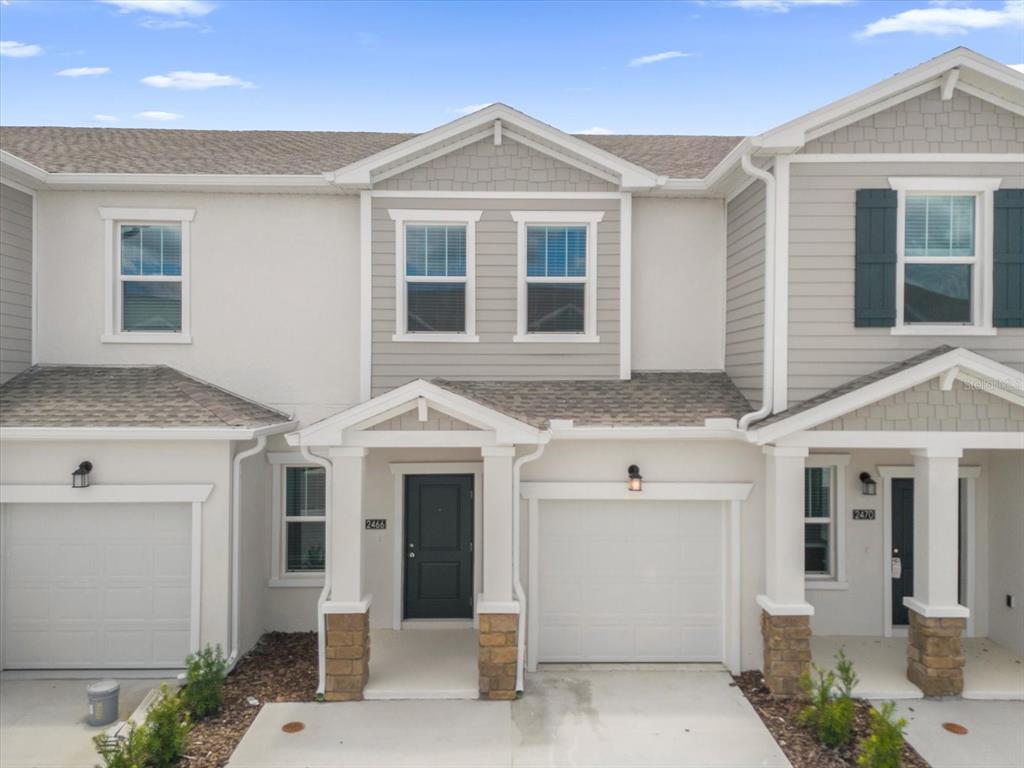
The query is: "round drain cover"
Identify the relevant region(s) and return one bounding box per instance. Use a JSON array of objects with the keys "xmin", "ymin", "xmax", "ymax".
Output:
[
  {"xmin": 942, "ymin": 722, "xmax": 968, "ymax": 735},
  {"xmin": 281, "ymin": 721, "xmax": 305, "ymax": 734}
]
